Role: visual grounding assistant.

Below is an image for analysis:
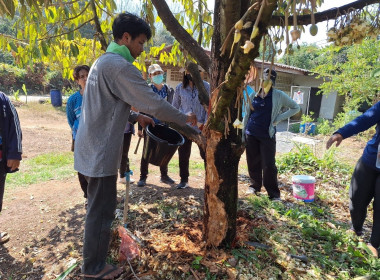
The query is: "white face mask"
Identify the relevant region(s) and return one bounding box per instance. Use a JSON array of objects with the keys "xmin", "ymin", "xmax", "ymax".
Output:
[{"xmin": 152, "ymin": 74, "xmax": 164, "ymax": 84}]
